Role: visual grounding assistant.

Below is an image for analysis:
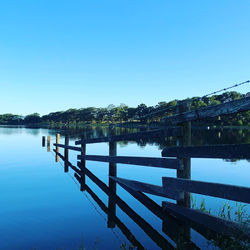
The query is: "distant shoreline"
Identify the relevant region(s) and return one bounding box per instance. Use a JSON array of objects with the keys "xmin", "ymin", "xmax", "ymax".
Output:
[{"xmin": 0, "ymin": 122, "xmax": 249, "ymax": 131}]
